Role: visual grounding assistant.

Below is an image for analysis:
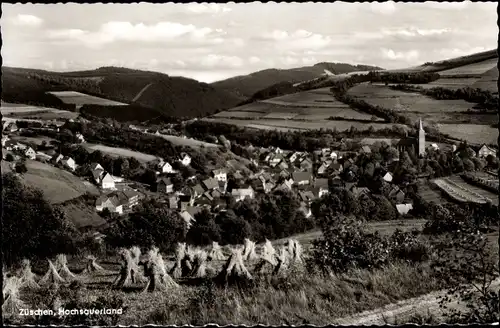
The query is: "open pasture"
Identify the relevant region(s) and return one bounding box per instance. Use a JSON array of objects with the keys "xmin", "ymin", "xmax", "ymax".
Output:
[
  {"xmin": 213, "ymin": 110, "xmax": 265, "ymax": 119},
  {"xmin": 1, "ymin": 102, "xmax": 79, "ymax": 120},
  {"xmin": 437, "ymin": 57, "xmax": 498, "ymax": 77},
  {"xmin": 151, "ymin": 133, "xmax": 220, "ymax": 149},
  {"xmin": 437, "ymin": 124, "xmax": 497, "ymax": 145},
  {"xmin": 202, "ymin": 117, "xmax": 402, "ymax": 132},
  {"xmin": 221, "ymin": 89, "xmax": 383, "ymax": 122},
  {"xmin": 348, "ymin": 84, "xmax": 475, "ymax": 113},
  {"xmin": 84, "ymin": 143, "xmax": 157, "ymax": 162},
  {"xmin": 48, "ymin": 91, "xmax": 128, "ymax": 106},
  {"xmin": 470, "ymin": 67, "xmax": 498, "ymax": 93},
  {"xmin": 2, "ymin": 160, "xmax": 99, "ymax": 204}
]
